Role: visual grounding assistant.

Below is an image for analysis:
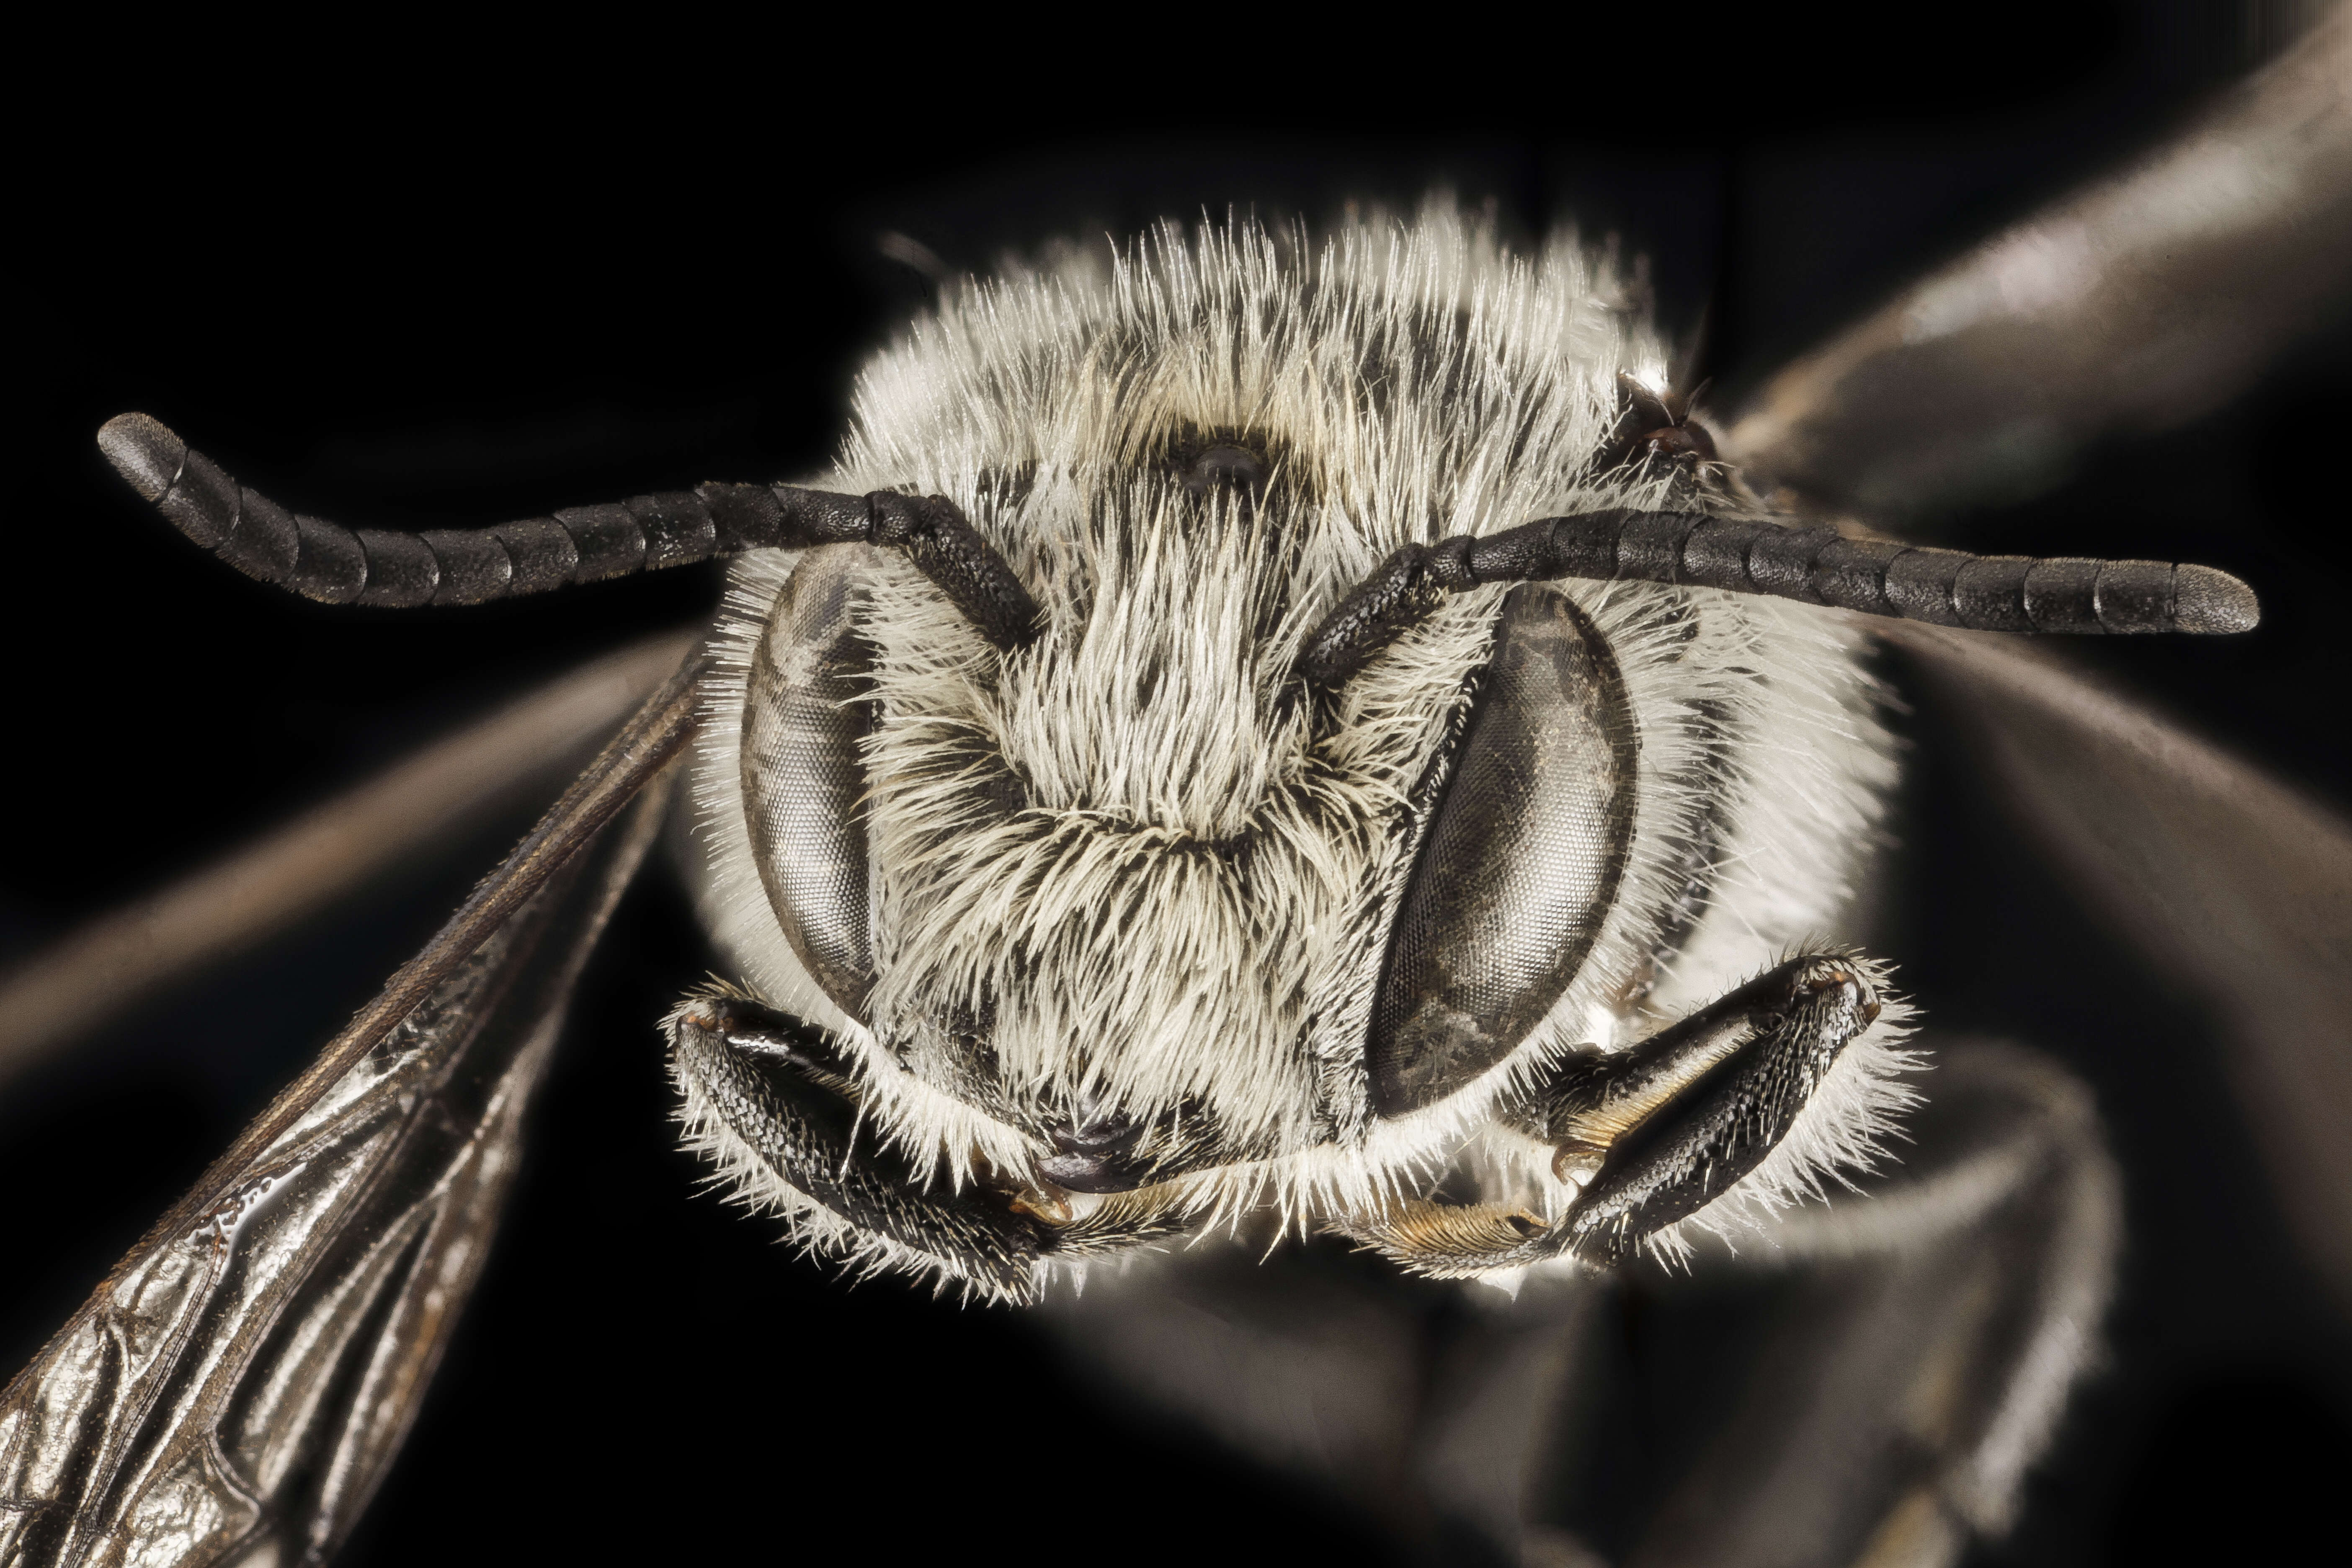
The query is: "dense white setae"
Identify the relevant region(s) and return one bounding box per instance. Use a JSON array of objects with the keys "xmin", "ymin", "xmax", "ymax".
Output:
[{"xmin": 681, "ymin": 205, "xmax": 1915, "ymax": 1296}]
